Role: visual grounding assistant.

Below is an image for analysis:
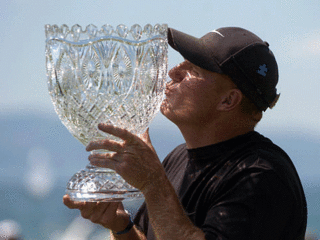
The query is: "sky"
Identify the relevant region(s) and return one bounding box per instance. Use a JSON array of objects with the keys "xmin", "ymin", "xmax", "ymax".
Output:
[{"xmin": 0, "ymin": 0, "xmax": 319, "ymax": 136}]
